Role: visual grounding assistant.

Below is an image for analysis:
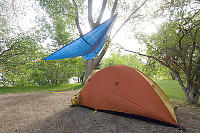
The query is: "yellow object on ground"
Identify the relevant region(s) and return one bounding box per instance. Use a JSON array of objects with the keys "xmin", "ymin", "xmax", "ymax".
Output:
[
  {"xmin": 93, "ymin": 109, "xmax": 98, "ymax": 113},
  {"xmin": 71, "ymin": 92, "xmax": 80, "ymax": 106},
  {"xmin": 51, "ymin": 92, "xmax": 67, "ymax": 94}
]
